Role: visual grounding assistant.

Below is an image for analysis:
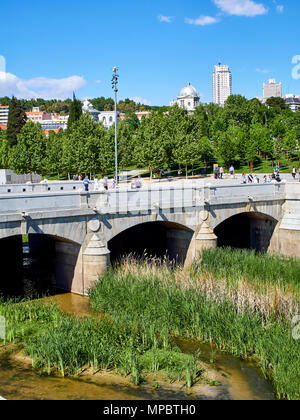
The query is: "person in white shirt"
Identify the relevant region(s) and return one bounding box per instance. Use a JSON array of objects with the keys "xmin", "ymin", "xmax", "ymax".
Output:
[
  {"xmin": 219, "ymin": 167, "xmax": 224, "ymax": 179},
  {"xmin": 93, "ymin": 176, "xmax": 100, "ymax": 191}
]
